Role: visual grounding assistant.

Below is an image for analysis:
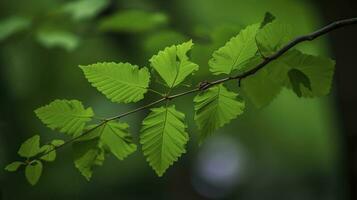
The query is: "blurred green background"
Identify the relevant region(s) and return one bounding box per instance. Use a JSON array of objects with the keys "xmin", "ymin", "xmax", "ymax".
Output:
[{"xmin": 0, "ymin": 0, "xmax": 354, "ymax": 199}]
